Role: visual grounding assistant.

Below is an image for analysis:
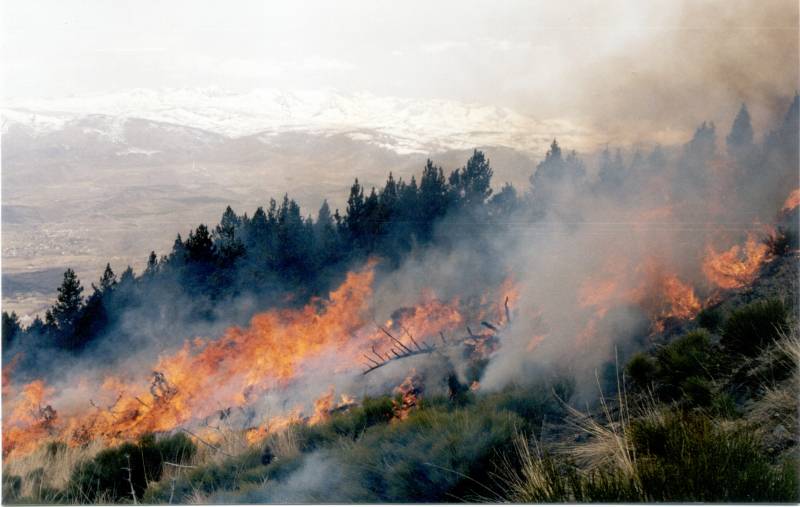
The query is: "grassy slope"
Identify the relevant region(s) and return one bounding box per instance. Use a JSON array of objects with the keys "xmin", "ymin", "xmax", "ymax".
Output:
[{"xmin": 3, "ymin": 253, "xmax": 799, "ymax": 504}]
